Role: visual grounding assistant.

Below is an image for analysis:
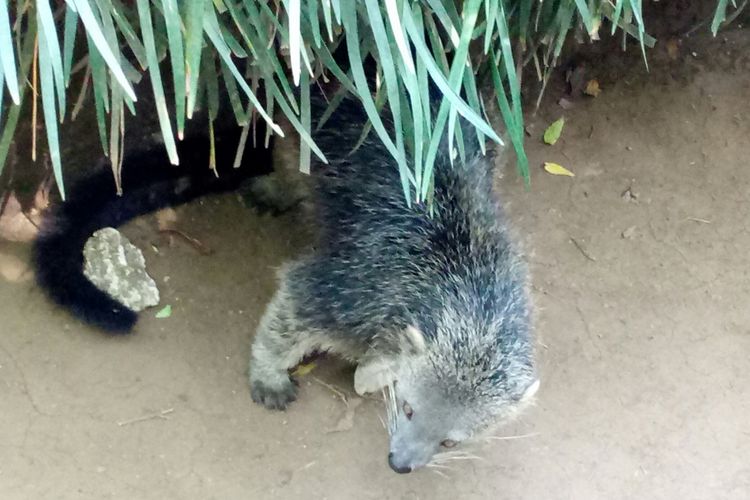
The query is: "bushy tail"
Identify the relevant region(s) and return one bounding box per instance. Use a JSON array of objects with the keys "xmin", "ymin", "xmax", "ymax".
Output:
[{"xmin": 33, "ymin": 128, "xmax": 271, "ymax": 333}]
